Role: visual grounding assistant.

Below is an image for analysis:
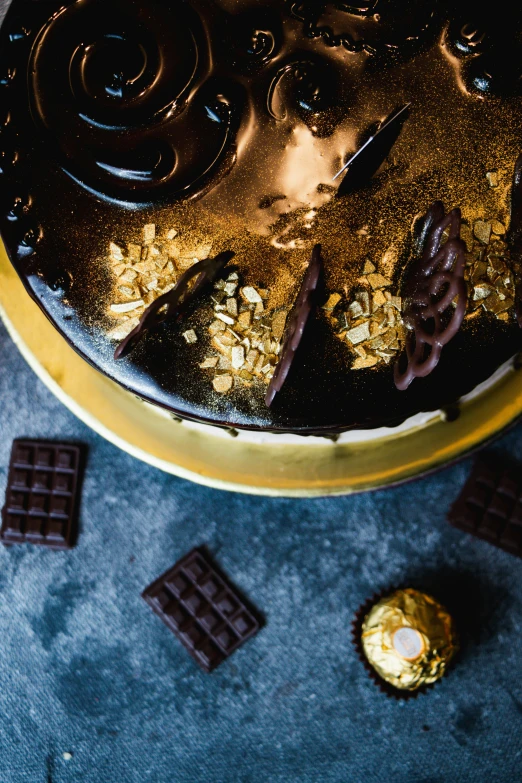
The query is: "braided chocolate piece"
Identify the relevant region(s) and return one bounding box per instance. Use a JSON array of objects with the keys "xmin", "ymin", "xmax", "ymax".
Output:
[
  {"xmin": 114, "ymin": 251, "xmax": 234, "ymax": 360},
  {"xmin": 394, "ymin": 202, "xmax": 467, "ymax": 391},
  {"xmin": 265, "ymin": 244, "xmax": 322, "ymax": 407}
]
